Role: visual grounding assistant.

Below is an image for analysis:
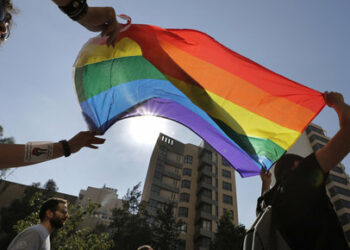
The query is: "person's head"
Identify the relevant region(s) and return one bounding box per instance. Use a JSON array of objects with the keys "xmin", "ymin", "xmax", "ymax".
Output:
[
  {"xmin": 39, "ymin": 197, "xmax": 69, "ymax": 229},
  {"xmin": 137, "ymin": 245, "xmax": 153, "ymax": 250},
  {"xmin": 274, "ymin": 153, "xmax": 304, "ymax": 182},
  {"xmin": 0, "ymin": 0, "xmax": 13, "ymax": 42}
]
